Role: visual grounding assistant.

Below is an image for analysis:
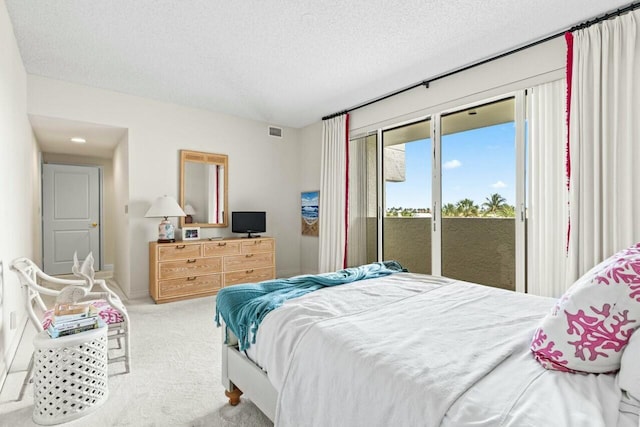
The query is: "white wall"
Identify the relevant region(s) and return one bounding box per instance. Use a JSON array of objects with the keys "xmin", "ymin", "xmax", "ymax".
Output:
[
  {"xmin": 27, "ymin": 77, "xmax": 302, "ymax": 298},
  {"xmin": 112, "ymin": 133, "xmax": 130, "ymax": 295},
  {"xmin": 351, "ymin": 37, "xmax": 566, "ymax": 135},
  {"xmin": 298, "ymin": 37, "xmax": 566, "ymax": 273},
  {"xmin": 0, "ymin": 0, "xmax": 40, "ymax": 388},
  {"xmin": 298, "ymin": 121, "xmax": 322, "ymax": 274}
]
